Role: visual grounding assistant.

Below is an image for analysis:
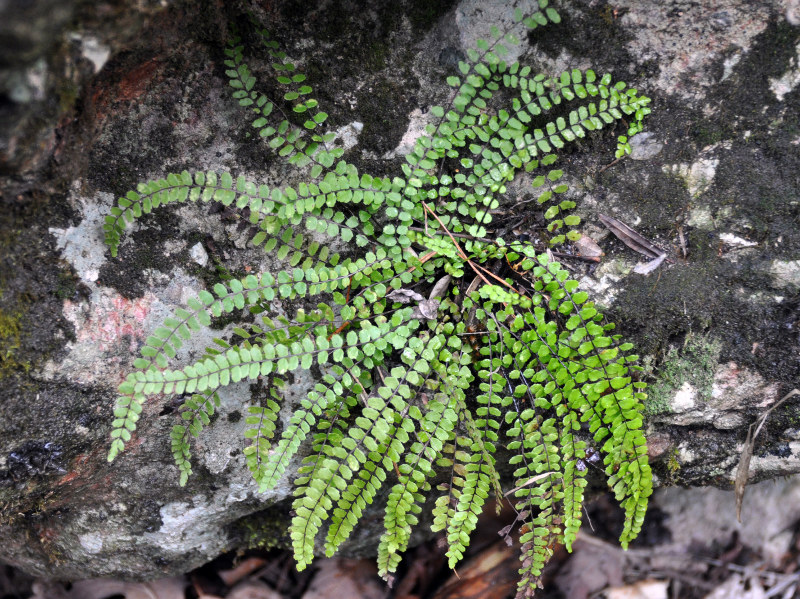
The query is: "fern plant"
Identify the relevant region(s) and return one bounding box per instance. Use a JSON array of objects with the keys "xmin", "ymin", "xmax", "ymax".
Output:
[{"xmin": 105, "ymin": 3, "xmax": 652, "ymax": 596}]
